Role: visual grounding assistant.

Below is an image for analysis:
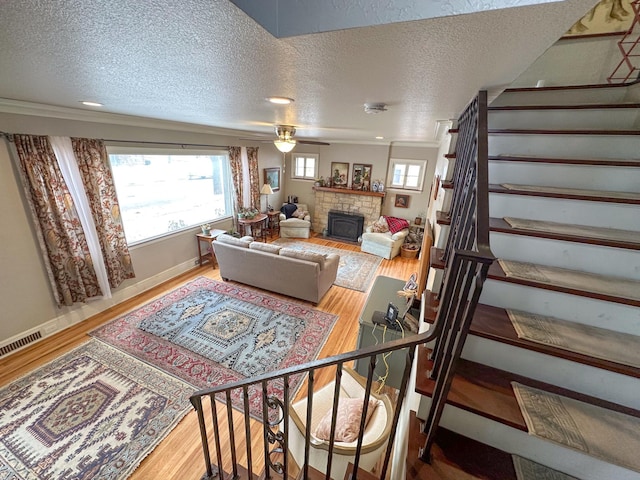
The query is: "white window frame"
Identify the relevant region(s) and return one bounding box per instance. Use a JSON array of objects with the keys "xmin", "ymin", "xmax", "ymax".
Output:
[
  {"xmin": 107, "ymin": 145, "xmax": 233, "ymax": 245},
  {"xmin": 291, "ymin": 153, "xmax": 319, "ymax": 180},
  {"xmin": 387, "ymin": 158, "xmax": 427, "ymax": 191}
]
